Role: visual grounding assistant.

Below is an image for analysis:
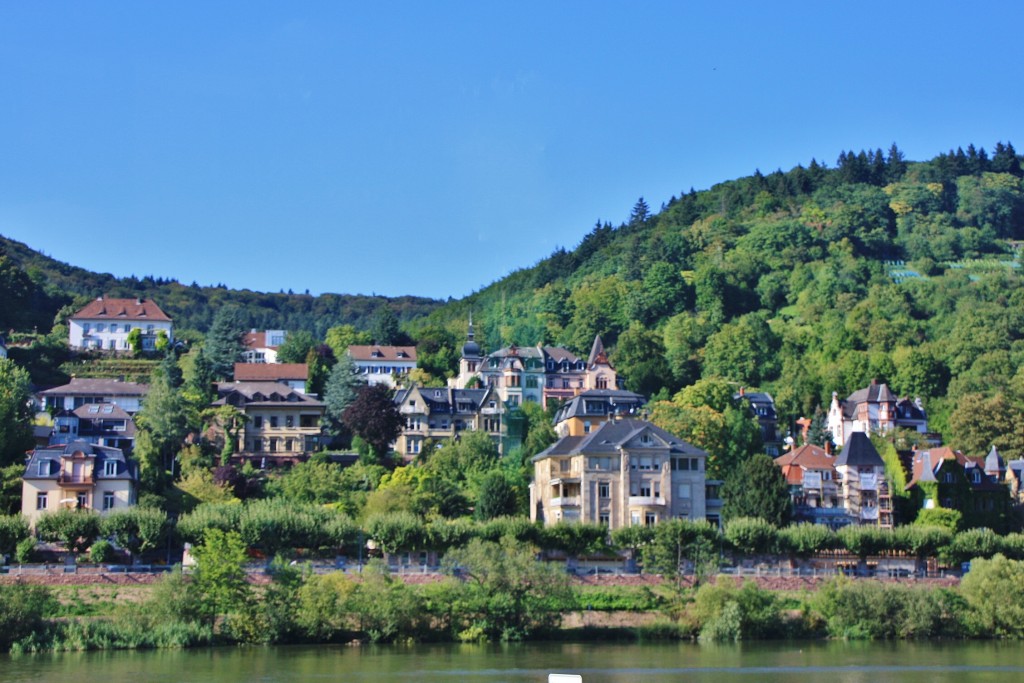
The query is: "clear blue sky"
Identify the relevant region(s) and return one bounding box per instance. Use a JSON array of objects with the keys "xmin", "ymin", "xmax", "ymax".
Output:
[{"xmin": 2, "ymin": 2, "xmax": 1022, "ymax": 300}]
